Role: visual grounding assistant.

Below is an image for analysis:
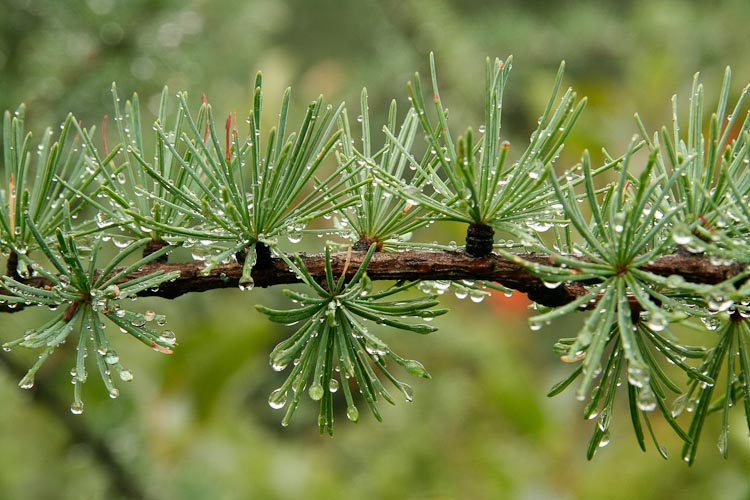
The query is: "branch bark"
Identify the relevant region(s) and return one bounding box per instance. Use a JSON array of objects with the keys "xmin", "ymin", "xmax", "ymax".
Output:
[{"xmin": 1, "ymin": 250, "xmax": 742, "ymax": 313}]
